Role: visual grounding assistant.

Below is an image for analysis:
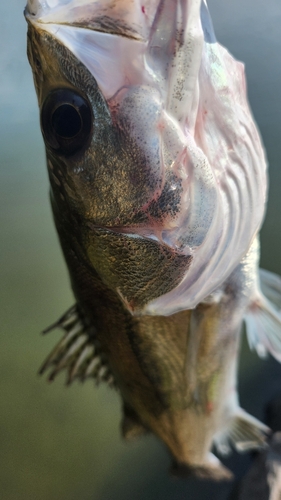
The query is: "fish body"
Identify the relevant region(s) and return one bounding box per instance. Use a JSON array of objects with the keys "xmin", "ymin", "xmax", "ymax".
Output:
[{"xmin": 25, "ymin": 0, "xmax": 281, "ymax": 479}]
